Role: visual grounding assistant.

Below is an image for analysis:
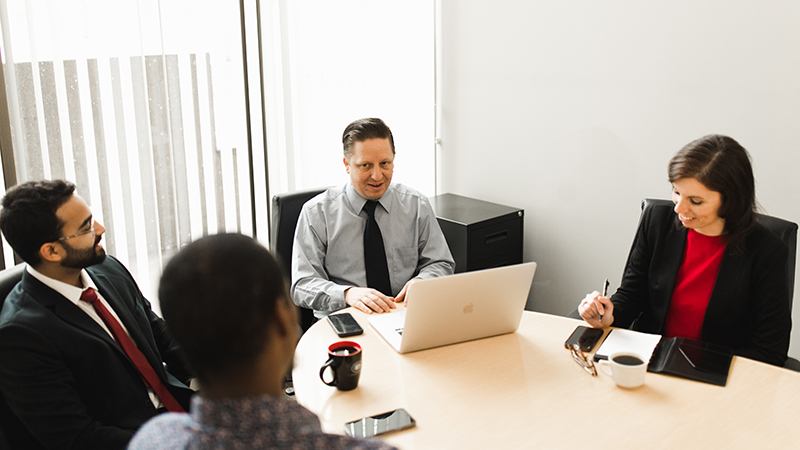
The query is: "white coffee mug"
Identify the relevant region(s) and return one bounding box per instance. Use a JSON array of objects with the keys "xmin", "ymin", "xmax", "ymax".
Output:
[{"xmin": 599, "ymin": 352, "xmax": 646, "ymax": 388}]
